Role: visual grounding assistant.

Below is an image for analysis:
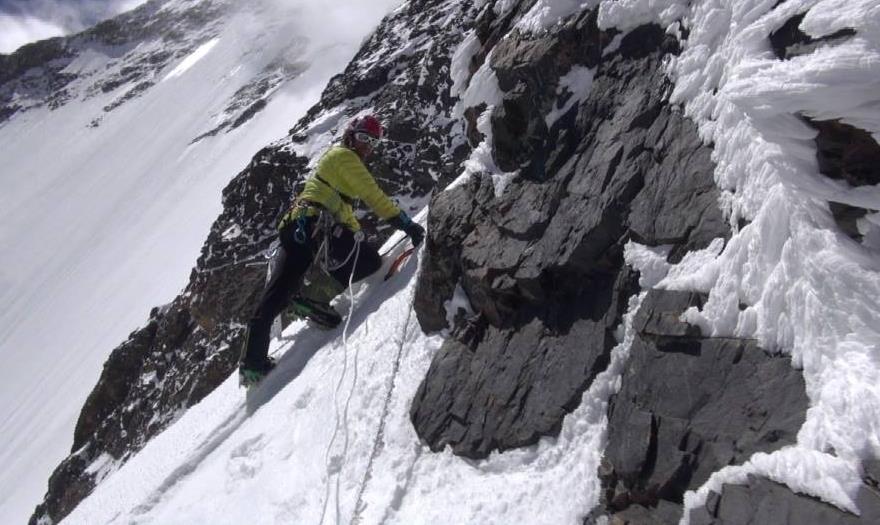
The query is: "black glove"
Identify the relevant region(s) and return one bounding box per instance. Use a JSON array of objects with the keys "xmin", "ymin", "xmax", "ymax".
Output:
[{"xmin": 389, "ymin": 211, "xmax": 425, "ymax": 247}]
